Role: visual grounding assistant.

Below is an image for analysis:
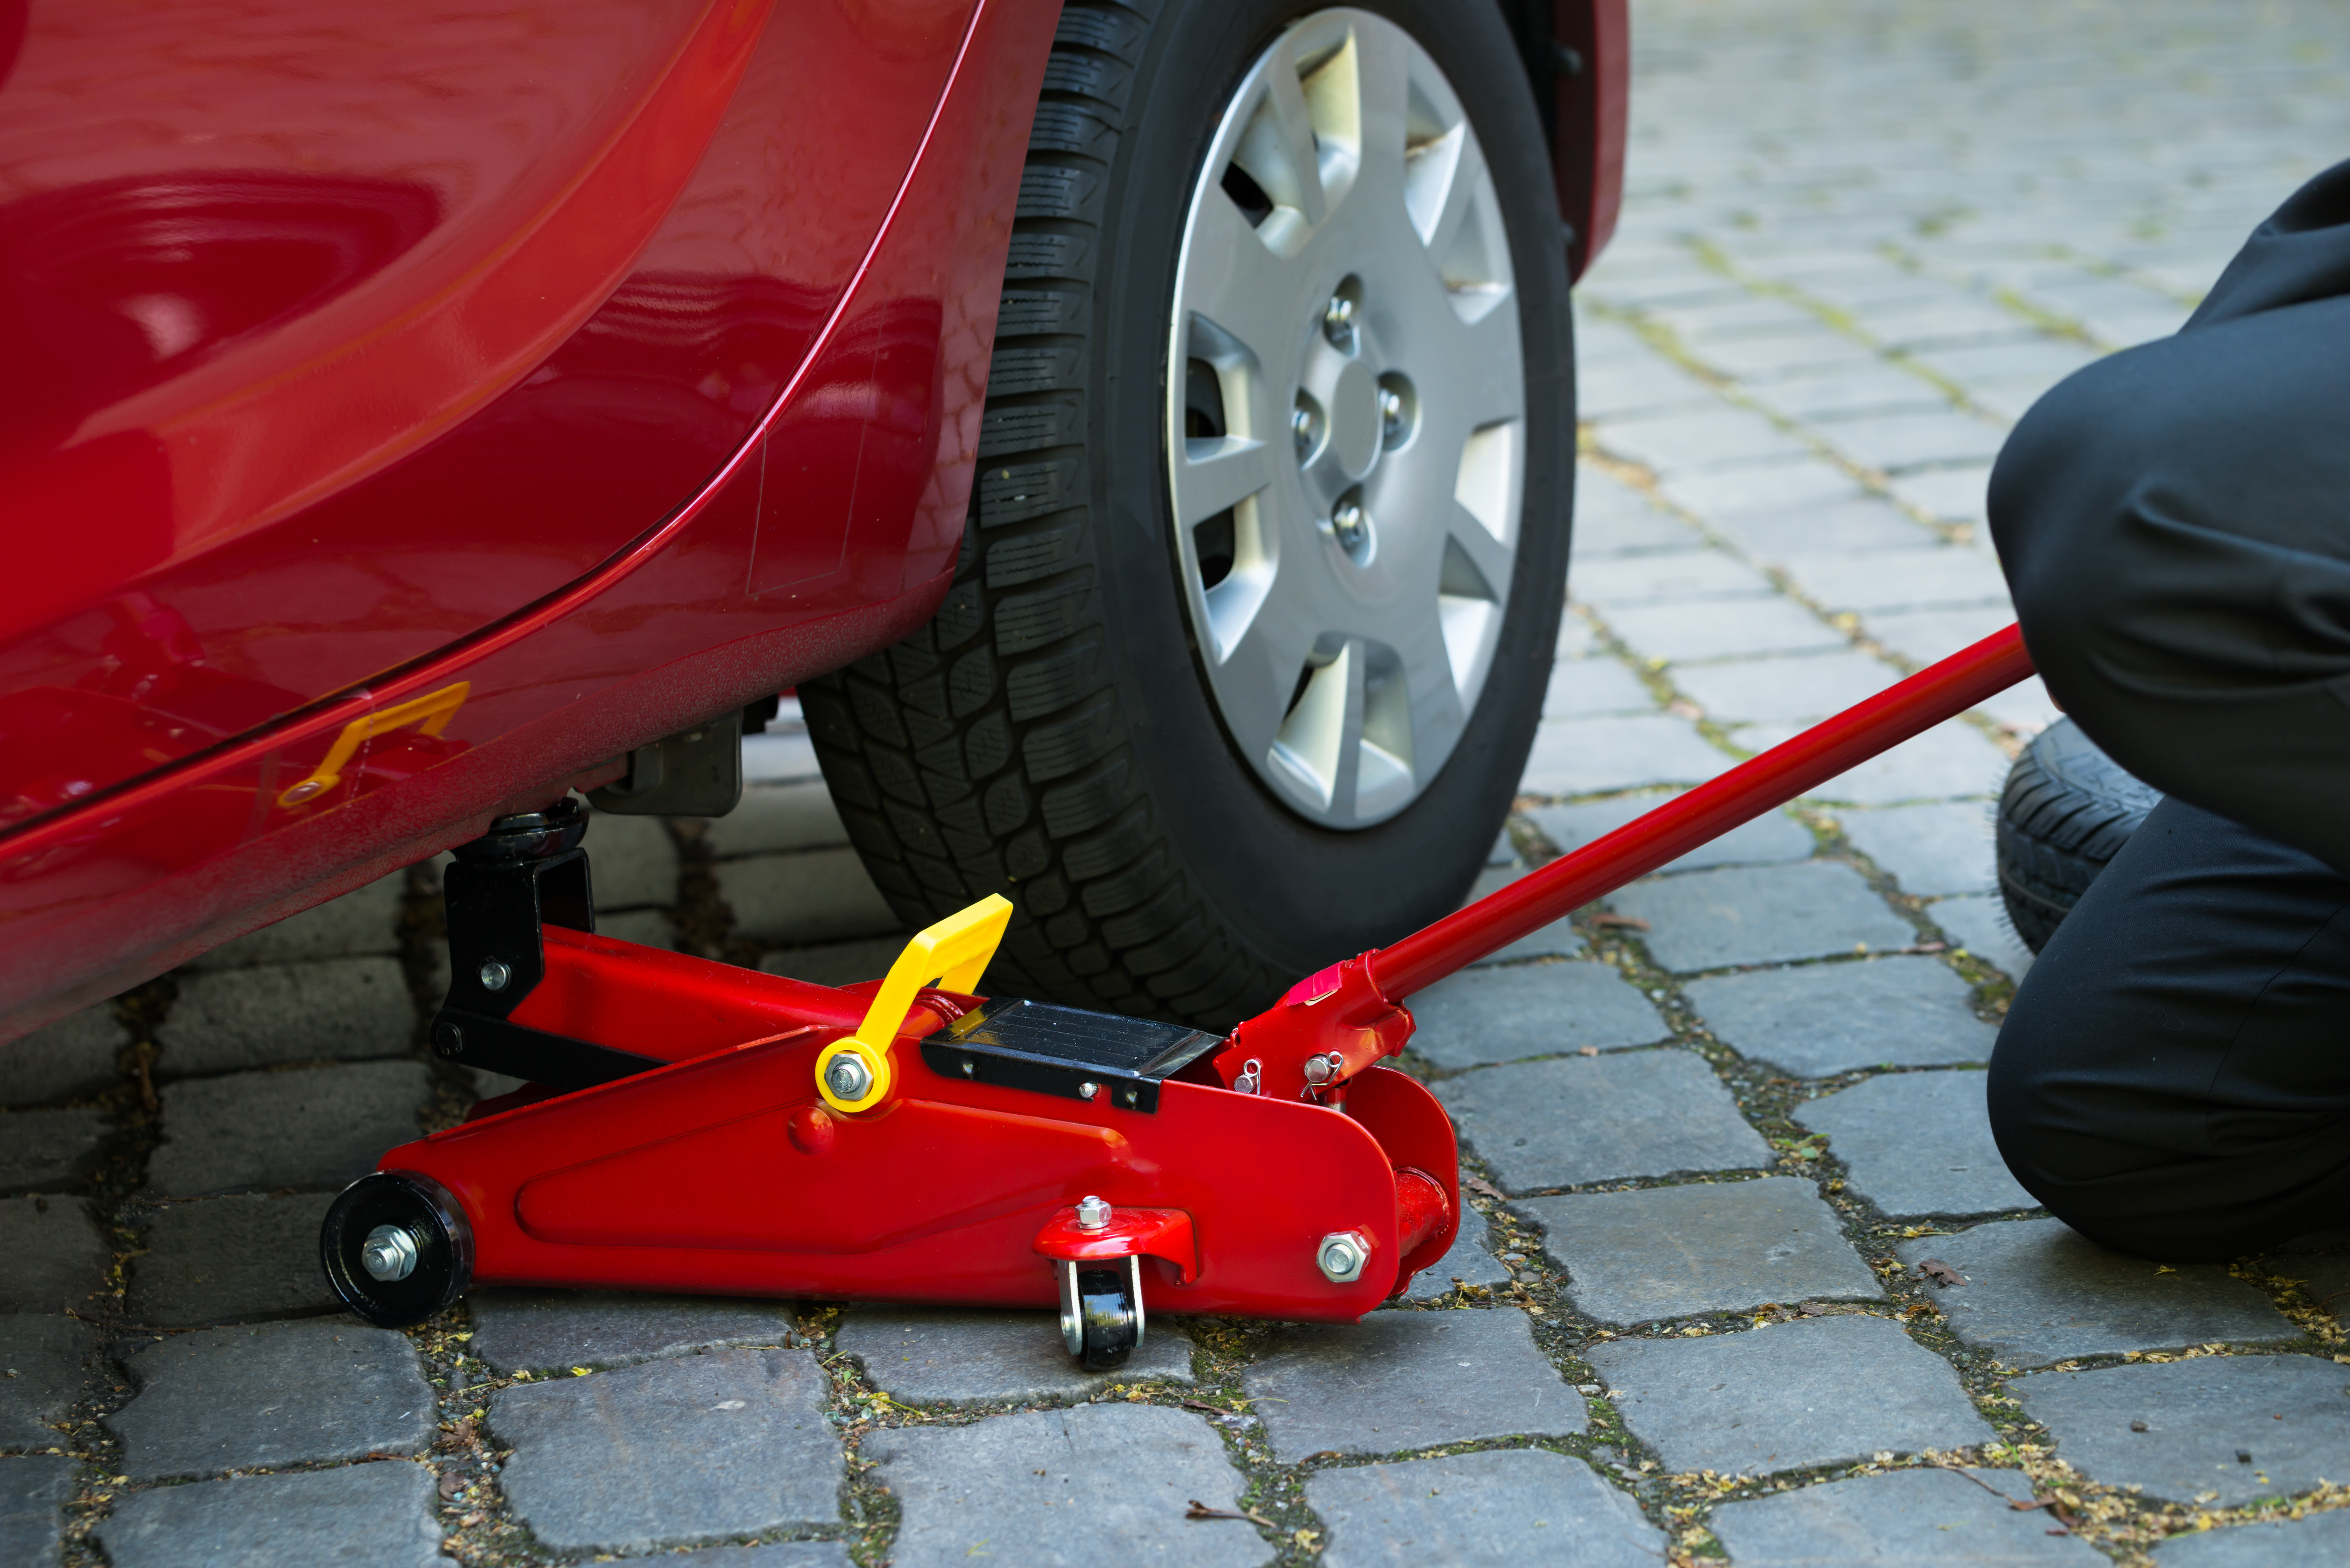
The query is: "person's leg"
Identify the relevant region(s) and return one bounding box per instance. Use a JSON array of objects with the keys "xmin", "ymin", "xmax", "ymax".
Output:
[
  {"xmin": 1990, "ymin": 291, "xmax": 2350, "ymax": 877},
  {"xmin": 1988, "ymin": 795, "xmax": 2350, "ymax": 1261}
]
